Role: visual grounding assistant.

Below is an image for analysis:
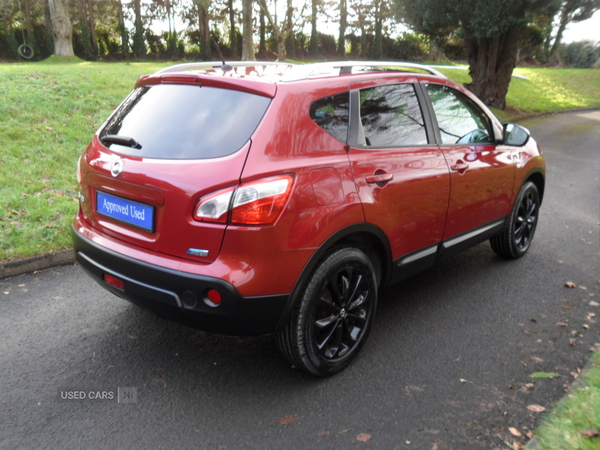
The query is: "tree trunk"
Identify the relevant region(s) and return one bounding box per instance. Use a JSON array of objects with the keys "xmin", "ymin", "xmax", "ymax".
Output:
[
  {"xmin": 285, "ymin": 0, "xmax": 293, "ymax": 57},
  {"xmin": 48, "ymin": 0, "xmax": 74, "ymax": 56},
  {"xmin": 309, "ymin": 0, "xmax": 318, "ymax": 56},
  {"xmin": 228, "ymin": 0, "xmax": 237, "ymax": 56},
  {"xmin": 337, "ymin": 0, "xmax": 346, "ymax": 56},
  {"xmin": 464, "ymin": 28, "xmax": 521, "ymax": 110},
  {"xmin": 242, "ymin": 0, "xmax": 254, "ymax": 60},
  {"xmin": 373, "ymin": 0, "xmax": 383, "ymax": 59},
  {"xmin": 86, "ymin": 0, "xmax": 98, "ymax": 56},
  {"xmin": 132, "ymin": 0, "xmax": 145, "ymax": 57},
  {"xmin": 77, "ymin": 0, "xmax": 91, "ymax": 58},
  {"xmin": 196, "ymin": 0, "xmax": 210, "ymax": 60},
  {"xmin": 117, "ymin": 0, "xmax": 129, "ymax": 55},
  {"xmin": 550, "ymin": 10, "xmax": 570, "ymax": 56},
  {"xmin": 259, "ymin": 7, "xmax": 266, "ymax": 55}
]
